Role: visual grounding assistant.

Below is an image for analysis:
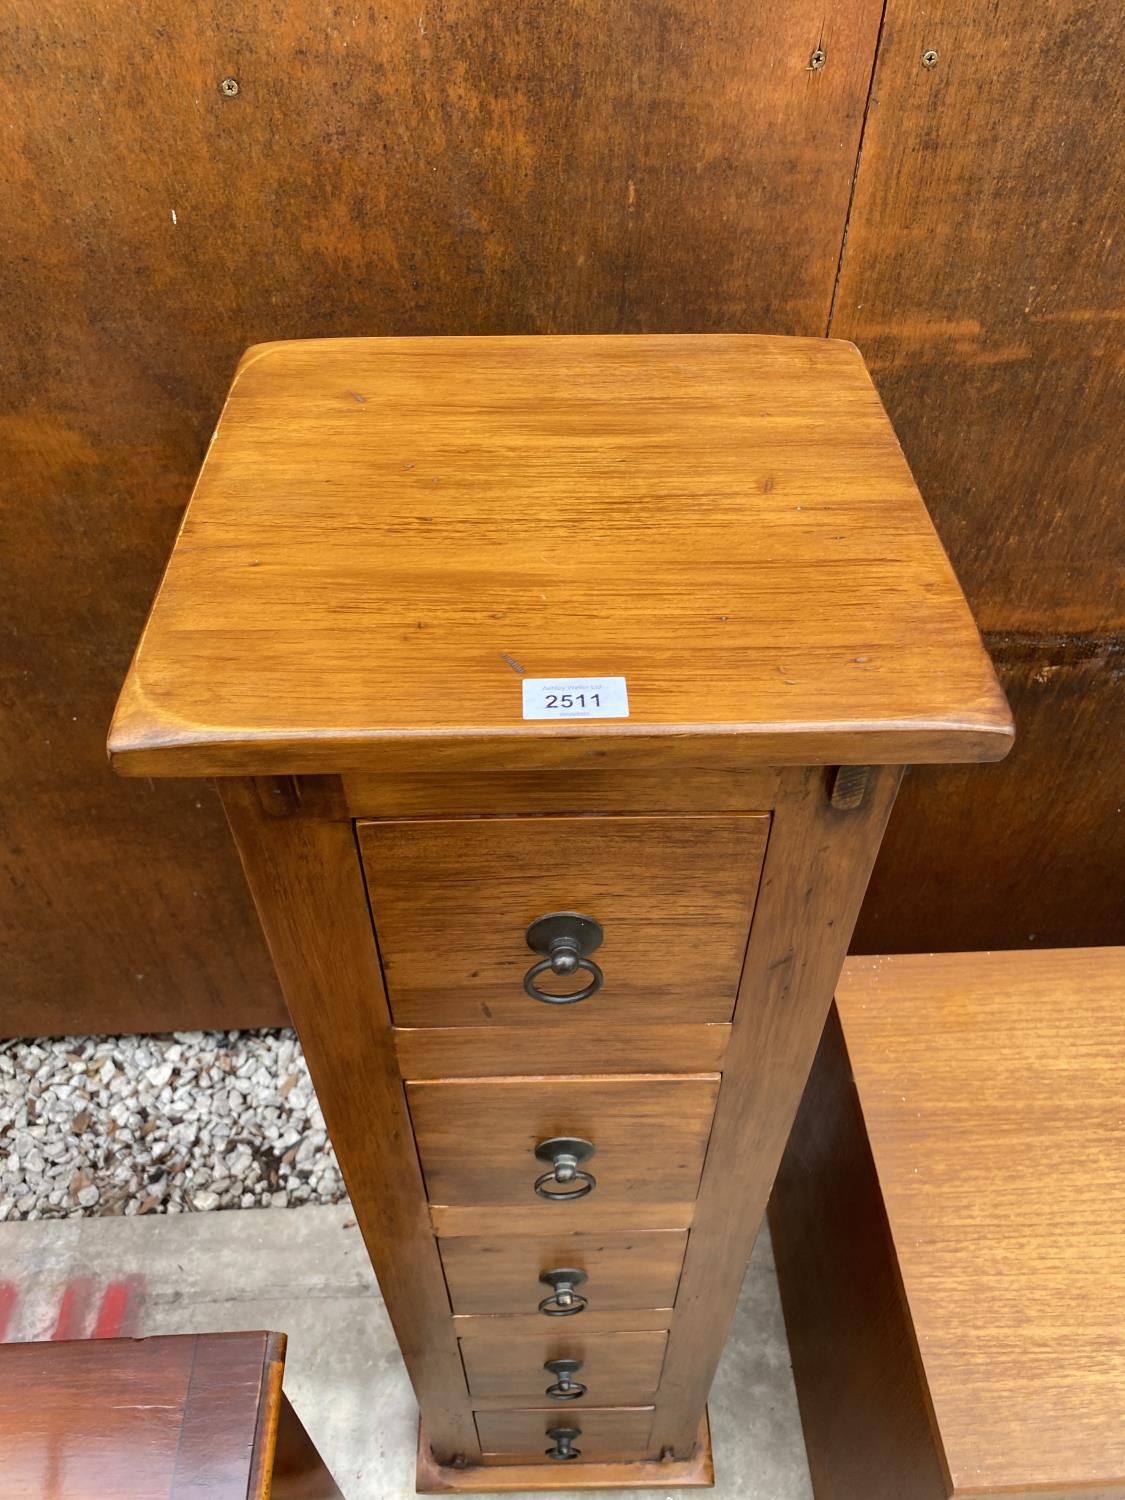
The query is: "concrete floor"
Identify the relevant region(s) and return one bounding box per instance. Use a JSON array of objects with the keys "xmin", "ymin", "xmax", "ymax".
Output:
[{"xmin": 0, "ymin": 1205, "xmax": 813, "ymax": 1499}]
